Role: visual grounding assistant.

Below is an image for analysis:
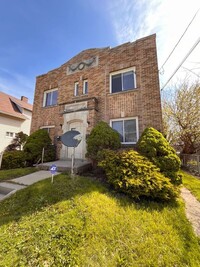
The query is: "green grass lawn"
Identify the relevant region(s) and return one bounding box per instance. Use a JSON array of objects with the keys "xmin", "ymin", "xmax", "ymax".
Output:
[
  {"xmin": 0, "ymin": 167, "xmax": 37, "ymax": 182},
  {"xmin": 181, "ymin": 170, "xmax": 200, "ymax": 201},
  {"xmin": 0, "ymin": 173, "xmax": 200, "ymax": 266}
]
